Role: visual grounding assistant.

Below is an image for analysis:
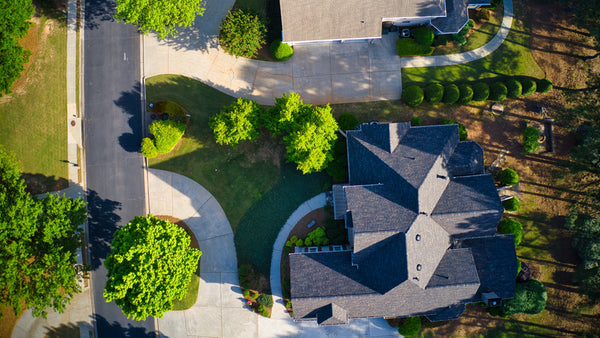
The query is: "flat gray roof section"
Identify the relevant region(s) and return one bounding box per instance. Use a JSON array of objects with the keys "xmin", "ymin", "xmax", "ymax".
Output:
[{"xmin": 280, "ymin": 0, "xmax": 446, "ymax": 43}]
